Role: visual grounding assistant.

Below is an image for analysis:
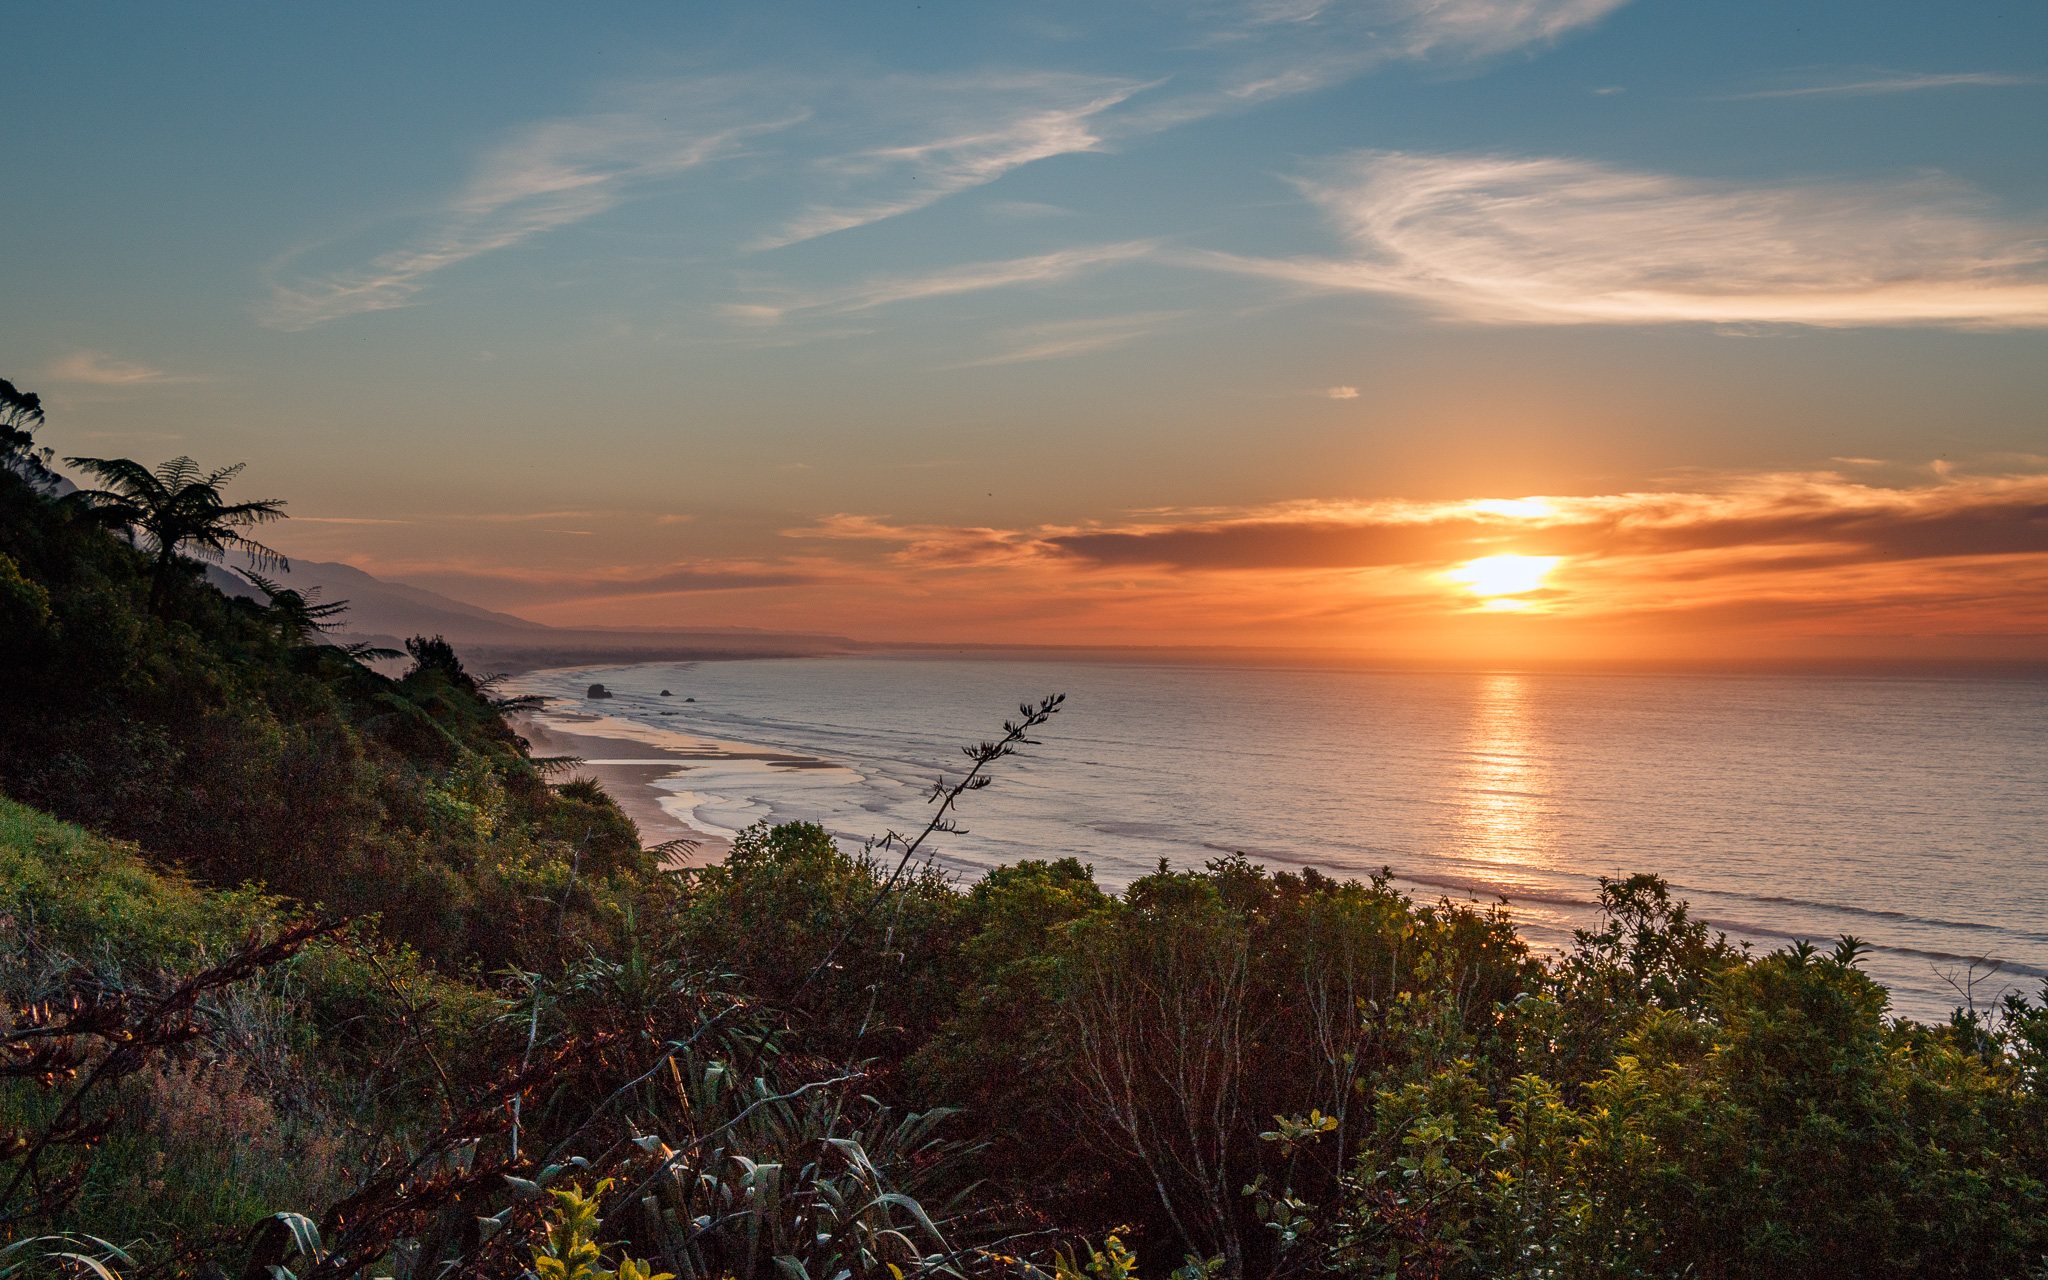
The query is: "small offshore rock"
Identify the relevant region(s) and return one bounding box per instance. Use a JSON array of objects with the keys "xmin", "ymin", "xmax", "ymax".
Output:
[
  {"xmin": 587, "ymin": 683, "xmax": 613, "ymax": 699},
  {"xmin": 660, "ymin": 689, "xmax": 673, "ymax": 696}
]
